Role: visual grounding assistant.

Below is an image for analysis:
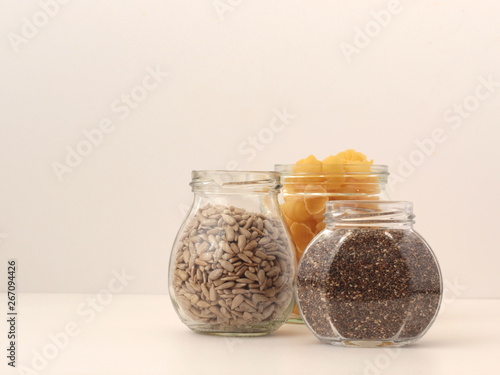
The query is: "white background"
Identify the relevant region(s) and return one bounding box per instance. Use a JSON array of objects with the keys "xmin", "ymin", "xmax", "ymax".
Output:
[{"xmin": 0, "ymin": 0, "xmax": 499, "ymax": 297}]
